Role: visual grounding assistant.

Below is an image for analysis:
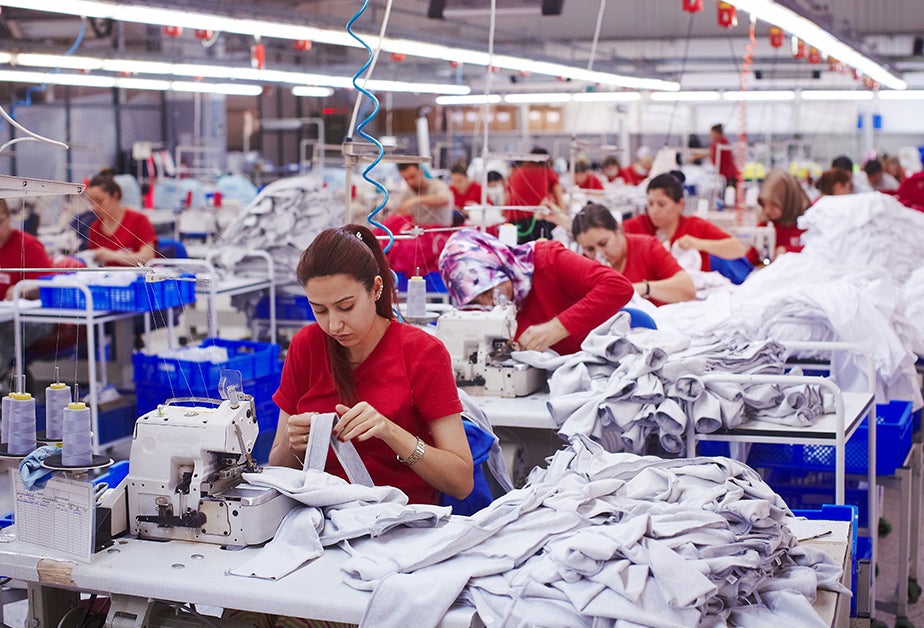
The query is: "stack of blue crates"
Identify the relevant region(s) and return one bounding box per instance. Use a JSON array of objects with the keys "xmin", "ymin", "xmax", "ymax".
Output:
[
  {"xmin": 132, "ymin": 338, "xmax": 282, "ymax": 458},
  {"xmin": 39, "ymin": 273, "xmax": 196, "ymax": 311}
]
